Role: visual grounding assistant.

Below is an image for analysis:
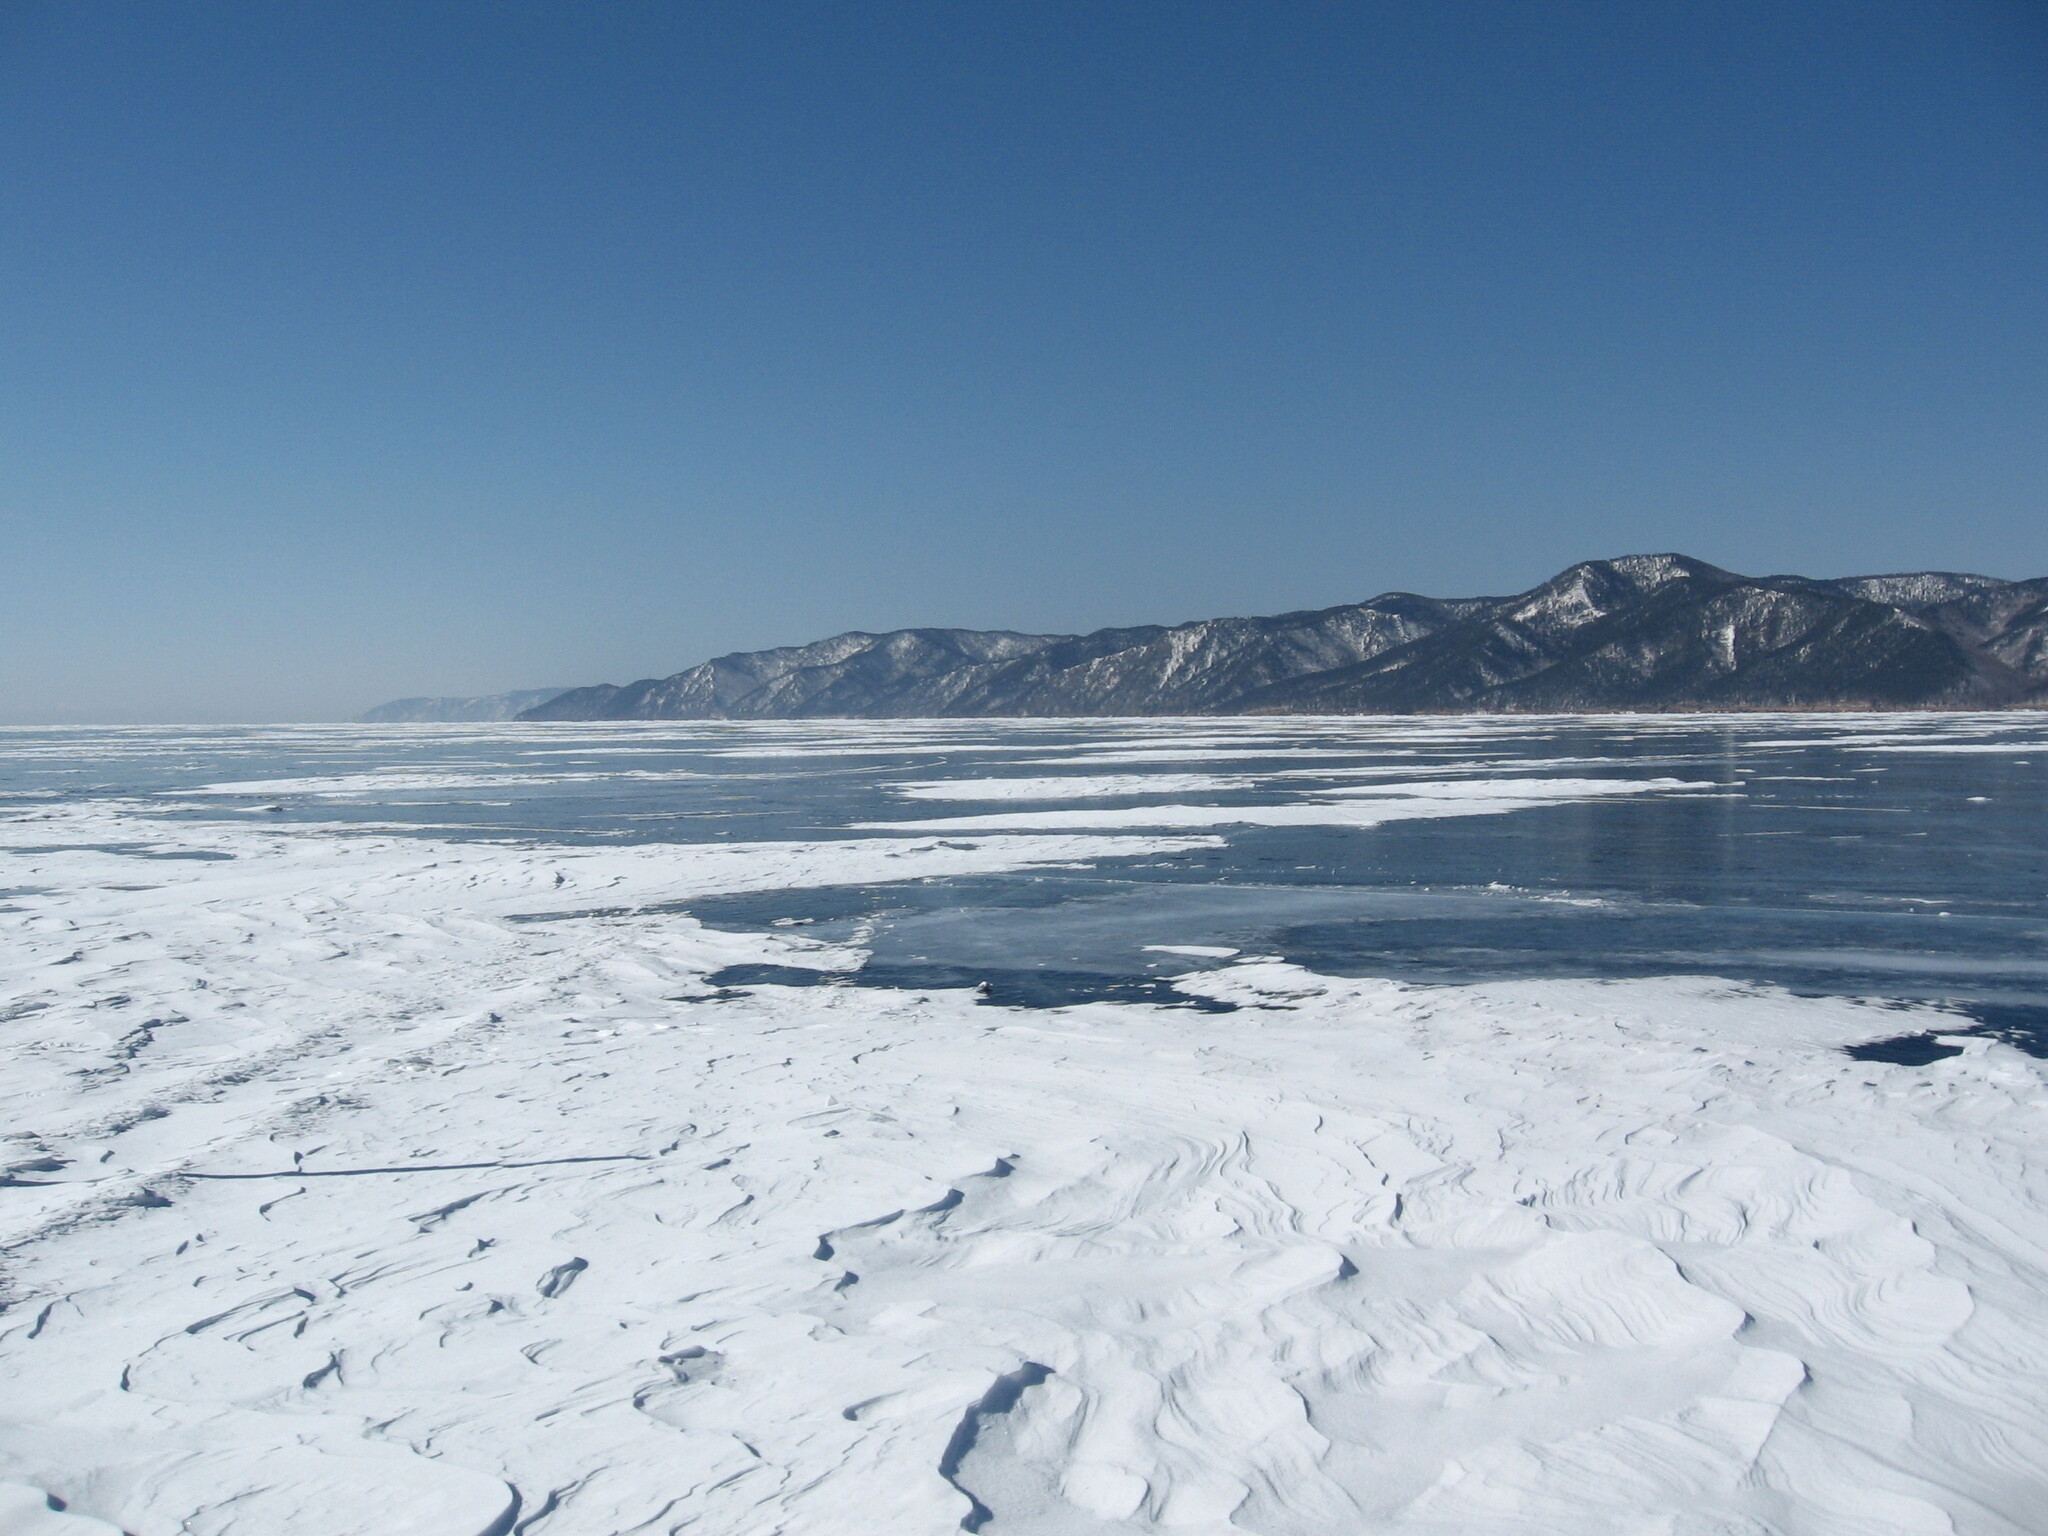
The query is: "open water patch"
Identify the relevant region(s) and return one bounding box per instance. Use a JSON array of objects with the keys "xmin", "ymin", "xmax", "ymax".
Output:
[
  {"xmin": 703, "ymin": 961, "xmax": 1238, "ymax": 1012},
  {"xmin": 1956, "ymin": 1001, "xmax": 2048, "ymax": 1055},
  {"xmin": 1845, "ymin": 1034, "xmax": 1970, "ymax": 1066},
  {"xmin": 1842, "ymin": 1002, "xmax": 2048, "ymax": 1064}
]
